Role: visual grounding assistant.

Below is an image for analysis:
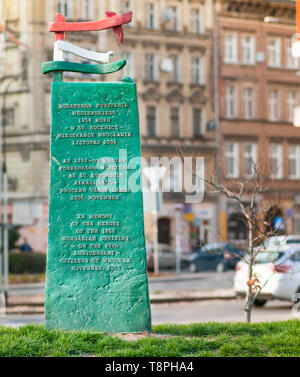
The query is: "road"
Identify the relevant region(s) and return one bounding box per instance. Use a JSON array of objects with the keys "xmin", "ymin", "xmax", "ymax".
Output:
[
  {"xmin": 0, "ymin": 299, "xmax": 297, "ymax": 328},
  {"xmin": 7, "ymin": 271, "xmax": 235, "ymax": 296},
  {"xmin": 2, "ymin": 271, "xmax": 297, "ymax": 327},
  {"xmin": 148, "ymin": 271, "xmax": 235, "ymax": 292},
  {"xmin": 151, "ymin": 299, "xmax": 297, "ymax": 323}
]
